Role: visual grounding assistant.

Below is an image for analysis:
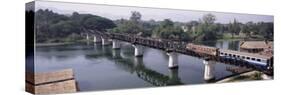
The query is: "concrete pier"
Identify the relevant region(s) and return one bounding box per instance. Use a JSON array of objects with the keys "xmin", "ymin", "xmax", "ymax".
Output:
[
  {"xmin": 112, "ymin": 39, "xmax": 121, "ymax": 49},
  {"xmin": 93, "ymin": 35, "xmax": 101, "ymax": 43},
  {"xmin": 133, "ymin": 44, "xmax": 144, "ymax": 57},
  {"xmin": 167, "ymin": 52, "xmax": 178, "ymax": 69},
  {"xmin": 86, "ymin": 33, "xmax": 89, "ymax": 41},
  {"xmin": 203, "ymin": 60, "xmax": 216, "ymax": 80},
  {"xmin": 101, "ymin": 37, "xmax": 110, "ymax": 45}
]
